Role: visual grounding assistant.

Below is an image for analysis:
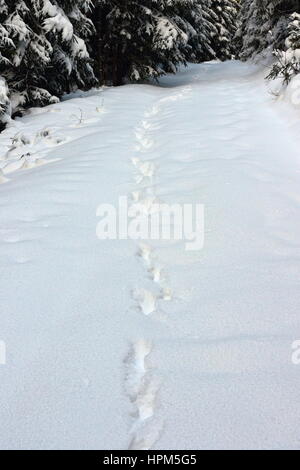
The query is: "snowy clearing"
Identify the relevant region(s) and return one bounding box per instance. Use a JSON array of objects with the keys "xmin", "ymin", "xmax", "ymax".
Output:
[{"xmin": 1, "ymin": 61, "xmax": 300, "ymax": 450}]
